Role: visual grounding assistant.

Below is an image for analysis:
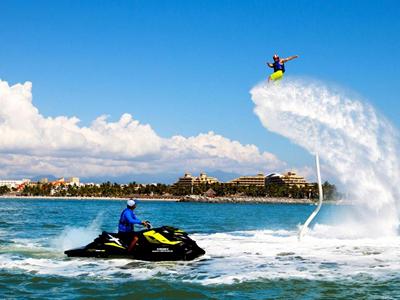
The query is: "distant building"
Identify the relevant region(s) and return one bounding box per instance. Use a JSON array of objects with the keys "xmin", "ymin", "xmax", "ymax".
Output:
[
  {"xmin": 266, "ymin": 171, "xmax": 308, "ymax": 188},
  {"xmin": 0, "ymin": 179, "xmax": 30, "ymax": 189},
  {"xmin": 39, "ymin": 178, "xmax": 49, "ymax": 184},
  {"xmin": 195, "ymin": 173, "xmax": 219, "ymax": 185},
  {"xmin": 82, "ymin": 182, "xmax": 101, "ymax": 187},
  {"xmin": 175, "ymin": 173, "xmax": 196, "ymax": 188},
  {"xmin": 47, "ymin": 177, "xmax": 80, "ymax": 186},
  {"xmin": 66, "ymin": 177, "xmax": 80, "ymax": 185},
  {"xmin": 175, "ymin": 172, "xmax": 219, "ymax": 187},
  {"xmin": 228, "ymin": 173, "xmax": 266, "ymax": 187},
  {"xmin": 50, "ymin": 177, "xmax": 65, "ymax": 187}
]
